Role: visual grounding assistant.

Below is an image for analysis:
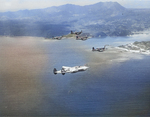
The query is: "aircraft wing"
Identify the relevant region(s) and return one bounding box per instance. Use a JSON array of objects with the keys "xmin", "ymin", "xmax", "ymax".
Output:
[
  {"xmin": 62, "ymin": 66, "xmax": 79, "ymax": 73},
  {"xmin": 62, "ymin": 66, "xmax": 71, "ymax": 69}
]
